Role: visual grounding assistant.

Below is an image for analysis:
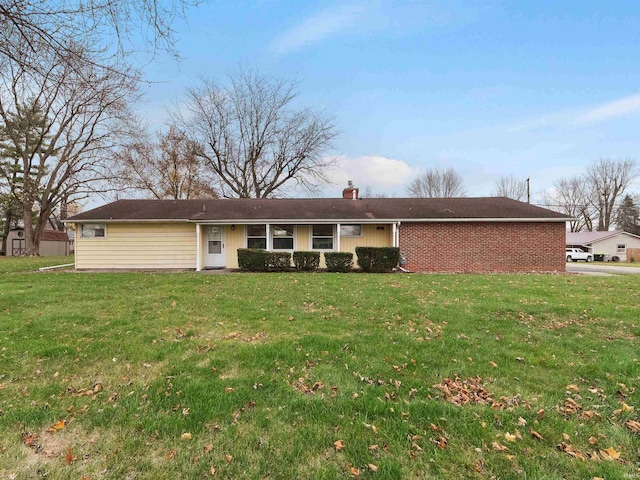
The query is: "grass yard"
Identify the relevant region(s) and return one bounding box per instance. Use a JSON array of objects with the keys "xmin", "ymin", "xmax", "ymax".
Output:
[{"xmin": 1, "ymin": 258, "xmax": 639, "ymax": 479}]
